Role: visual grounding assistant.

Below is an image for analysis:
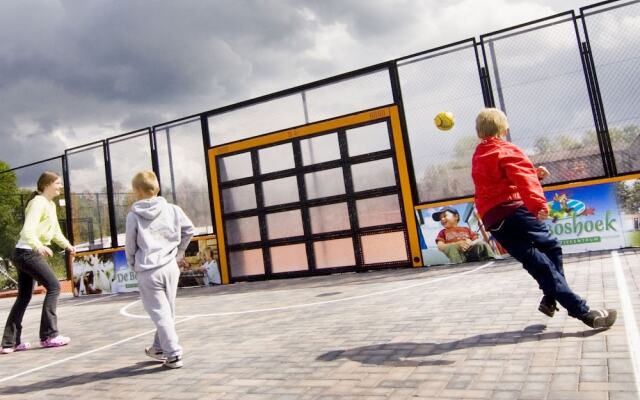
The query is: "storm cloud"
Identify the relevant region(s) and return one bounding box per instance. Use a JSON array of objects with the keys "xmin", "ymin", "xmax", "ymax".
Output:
[{"xmin": 0, "ymin": 0, "xmax": 599, "ymax": 168}]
